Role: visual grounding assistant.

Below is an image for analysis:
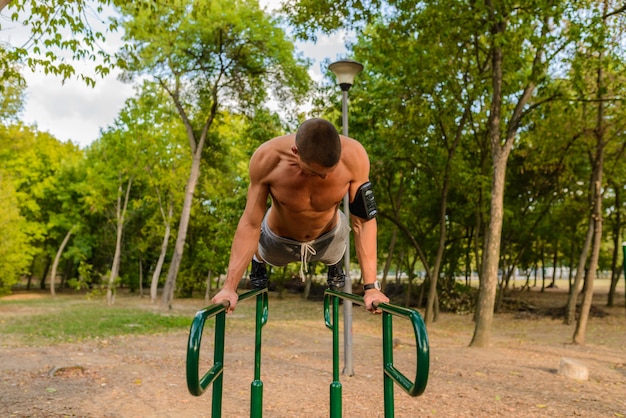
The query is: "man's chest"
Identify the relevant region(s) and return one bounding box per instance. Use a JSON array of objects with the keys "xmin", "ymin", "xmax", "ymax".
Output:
[{"xmin": 269, "ymin": 178, "xmax": 349, "ymax": 213}]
